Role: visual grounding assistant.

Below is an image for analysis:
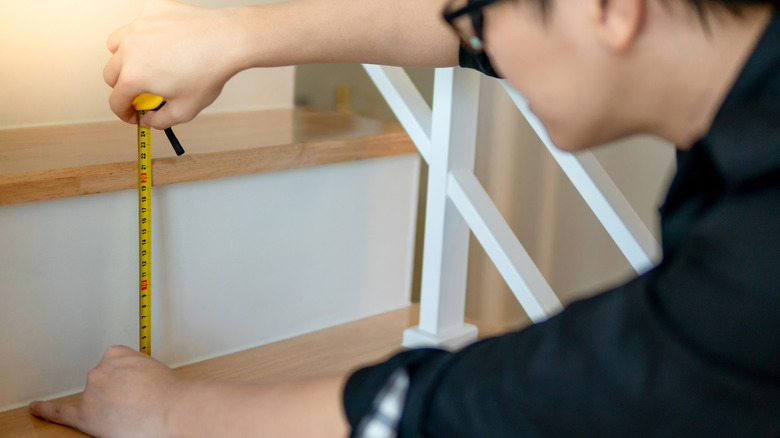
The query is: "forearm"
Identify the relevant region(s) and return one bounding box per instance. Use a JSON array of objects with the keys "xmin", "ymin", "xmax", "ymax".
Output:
[
  {"xmin": 170, "ymin": 374, "xmax": 349, "ymax": 438},
  {"xmin": 104, "ymin": 0, "xmax": 458, "ymax": 128},
  {"xmin": 227, "ymin": 0, "xmax": 459, "ymax": 70}
]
